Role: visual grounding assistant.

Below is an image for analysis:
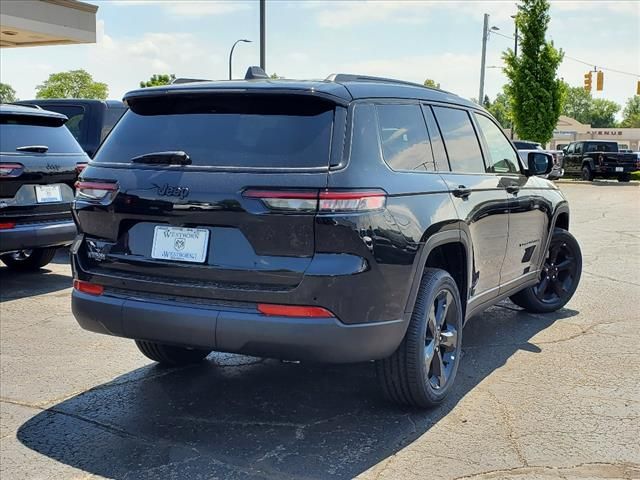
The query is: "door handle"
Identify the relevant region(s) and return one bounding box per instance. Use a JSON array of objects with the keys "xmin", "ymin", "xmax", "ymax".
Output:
[
  {"xmin": 452, "ymin": 185, "xmax": 472, "ymax": 198},
  {"xmin": 506, "ymin": 185, "xmax": 520, "ymax": 194}
]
